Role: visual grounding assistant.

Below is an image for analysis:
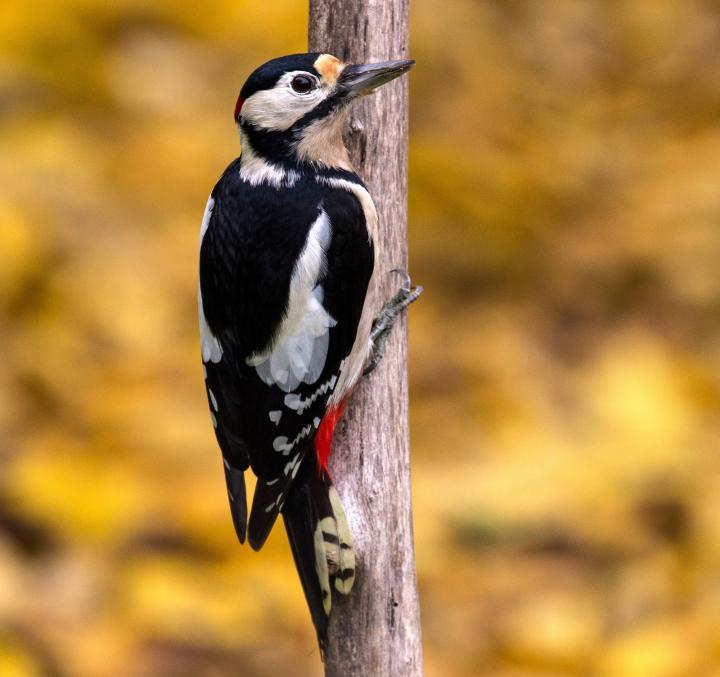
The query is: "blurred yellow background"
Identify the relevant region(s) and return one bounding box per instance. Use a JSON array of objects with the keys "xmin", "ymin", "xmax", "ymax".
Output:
[{"xmin": 2, "ymin": 1, "xmax": 720, "ymax": 675}]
